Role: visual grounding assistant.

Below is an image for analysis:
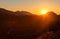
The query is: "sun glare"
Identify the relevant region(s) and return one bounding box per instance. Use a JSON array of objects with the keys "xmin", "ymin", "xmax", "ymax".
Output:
[
  {"xmin": 41, "ymin": 10, "xmax": 48, "ymax": 15},
  {"xmin": 36, "ymin": 9, "xmax": 49, "ymax": 15}
]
